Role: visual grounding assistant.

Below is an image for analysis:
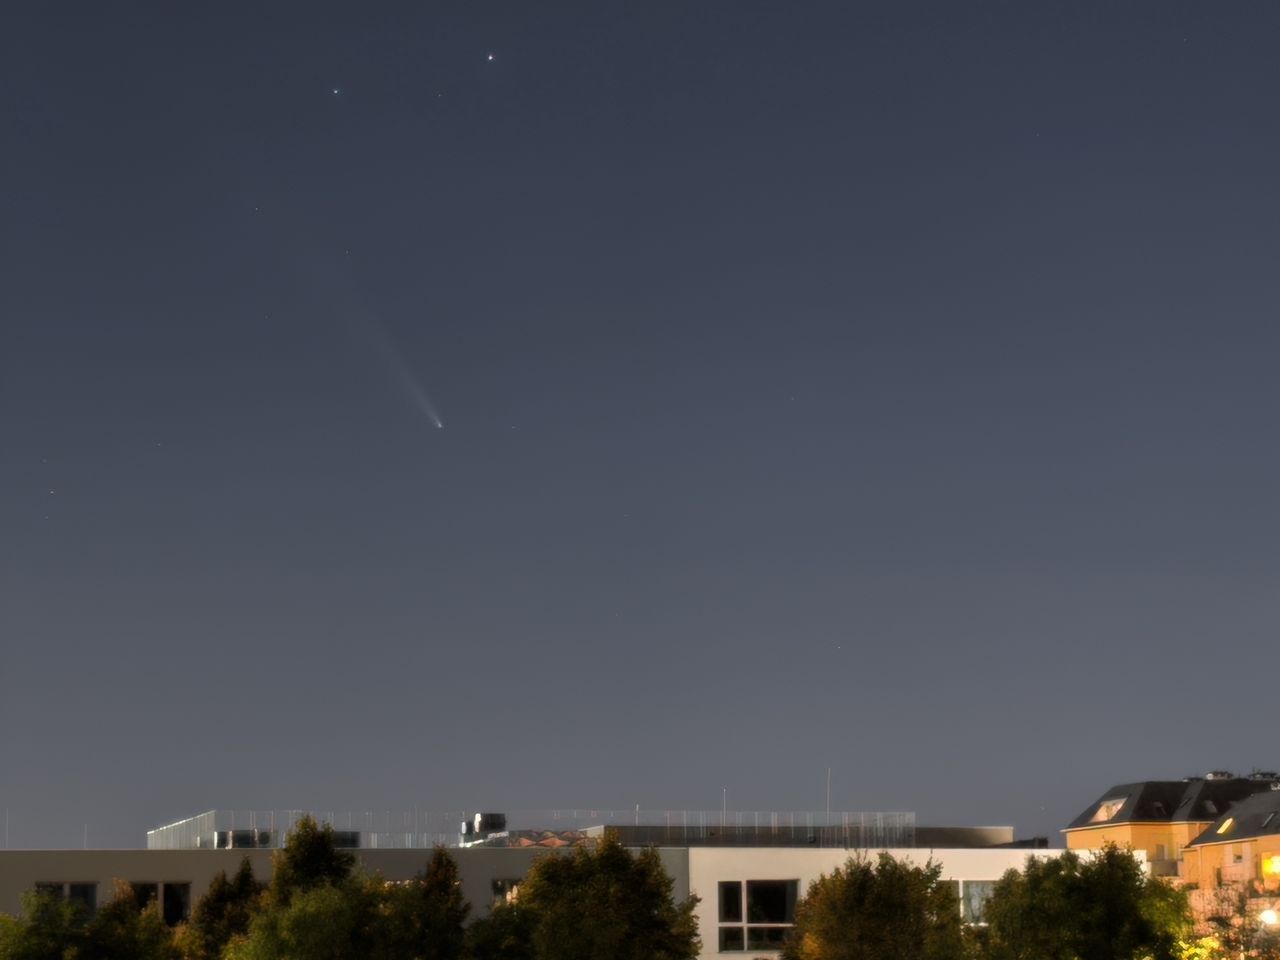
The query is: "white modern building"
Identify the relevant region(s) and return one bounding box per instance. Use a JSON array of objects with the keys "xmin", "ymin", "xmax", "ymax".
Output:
[{"xmin": 0, "ymin": 809, "xmax": 1065, "ymax": 958}]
